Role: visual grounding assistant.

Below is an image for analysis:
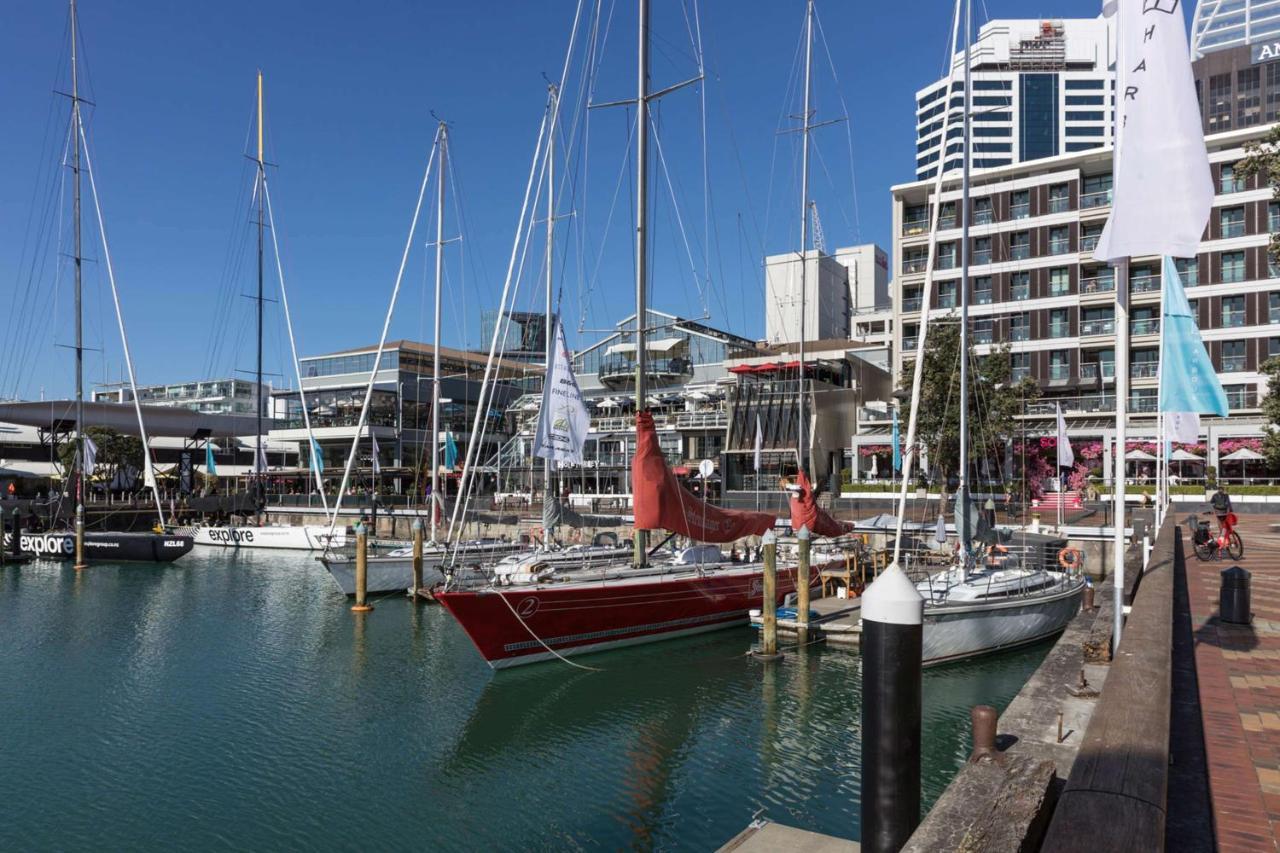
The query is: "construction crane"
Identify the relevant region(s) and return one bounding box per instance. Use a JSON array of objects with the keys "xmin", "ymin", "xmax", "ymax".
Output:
[{"xmin": 809, "ymin": 200, "xmax": 826, "ymax": 255}]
